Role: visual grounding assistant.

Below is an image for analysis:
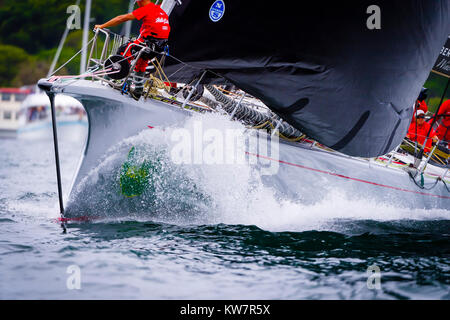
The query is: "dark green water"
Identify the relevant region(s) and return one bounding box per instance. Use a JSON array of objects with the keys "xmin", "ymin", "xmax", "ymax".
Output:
[{"xmin": 0, "ymin": 138, "xmax": 449, "ymax": 299}]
